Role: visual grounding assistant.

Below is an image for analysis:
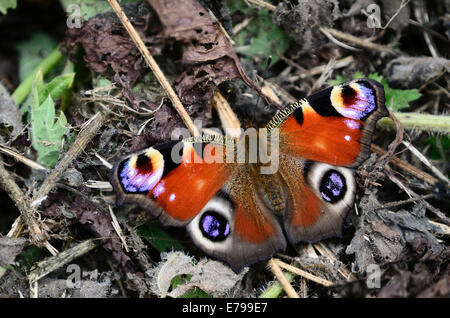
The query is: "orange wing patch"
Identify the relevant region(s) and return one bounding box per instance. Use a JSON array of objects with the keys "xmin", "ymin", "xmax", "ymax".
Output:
[
  {"xmin": 151, "ymin": 142, "xmax": 230, "ymax": 222},
  {"xmin": 281, "ymin": 109, "xmax": 363, "ymax": 166}
]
